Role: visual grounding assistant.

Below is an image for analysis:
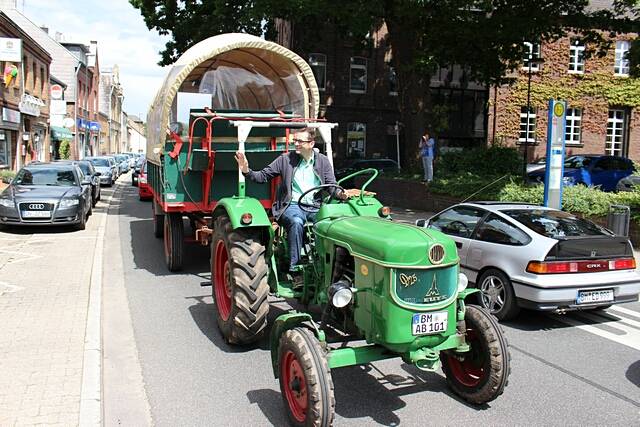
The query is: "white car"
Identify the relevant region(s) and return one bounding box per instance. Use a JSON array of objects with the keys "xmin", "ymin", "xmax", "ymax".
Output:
[{"xmin": 417, "ymin": 202, "xmax": 640, "ymax": 320}]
